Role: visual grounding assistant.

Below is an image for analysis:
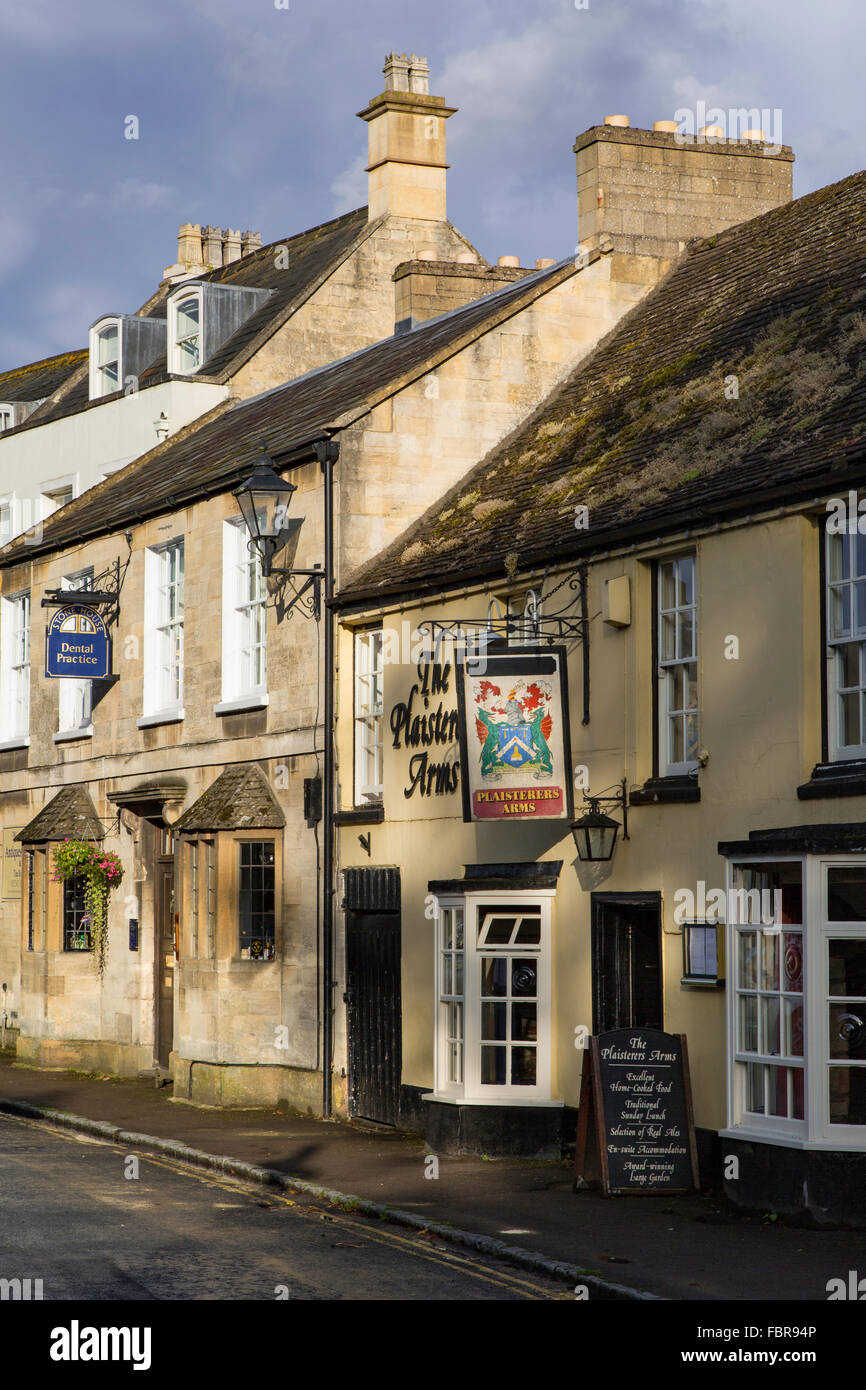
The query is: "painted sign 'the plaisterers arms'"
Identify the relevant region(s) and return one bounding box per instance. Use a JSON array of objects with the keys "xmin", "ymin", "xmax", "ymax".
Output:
[{"xmin": 456, "ymin": 646, "xmax": 574, "ymax": 823}]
